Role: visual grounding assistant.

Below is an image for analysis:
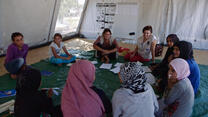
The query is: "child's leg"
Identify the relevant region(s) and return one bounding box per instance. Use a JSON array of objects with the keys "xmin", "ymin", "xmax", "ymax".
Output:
[
  {"xmin": 60, "ymin": 54, "xmax": 68, "ymax": 57},
  {"xmin": 50, "ymin": 56, "xmax": 63, "ymax": 66},
  {"xmin": 101, "ymin": 56, "xmax": 105, "ymax": 62},
  {"xmin": 5, "ymin": 58, "xmax": 24, "ymax": 79},
  {"xmin": 61, "ymin": 54, "xmax": 76, "ymax": 64}
]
